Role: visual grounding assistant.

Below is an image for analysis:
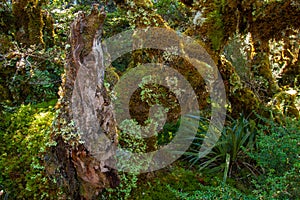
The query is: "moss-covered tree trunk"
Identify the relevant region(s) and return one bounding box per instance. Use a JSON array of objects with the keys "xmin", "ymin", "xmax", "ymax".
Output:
[
  {"xmin": 115, "ymin": 0, "xmax": 214, "ymax": 152},
  {"xmin": 47, "ymin": 6, "xmax": 119, "ymax": 199},
  {"xmin": 180, "ymin": 0, "xmax": 300, "ymax": 117},
  {"xmin": 12, "ymin": 0, "xmax": 54, "ymax": 47}
]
